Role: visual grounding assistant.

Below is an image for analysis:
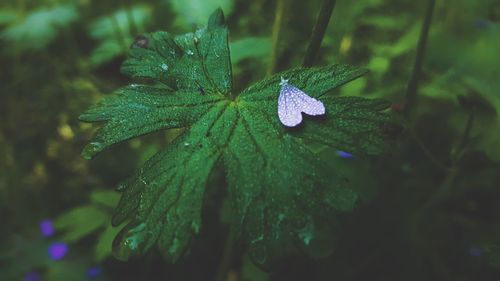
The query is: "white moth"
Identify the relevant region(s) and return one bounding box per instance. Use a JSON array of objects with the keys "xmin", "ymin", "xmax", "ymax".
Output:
[{"xmin": 278, "ymin": 77, "xmax": 325, "ymax": 127}]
